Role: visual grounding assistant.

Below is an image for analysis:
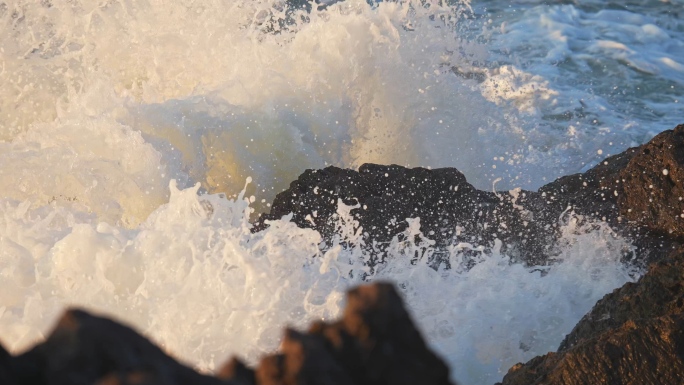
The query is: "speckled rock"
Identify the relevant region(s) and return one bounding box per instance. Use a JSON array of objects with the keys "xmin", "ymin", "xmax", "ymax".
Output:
[{"xmin": 256, "ymin": 124, "xmax": 684, "ymax": 267}]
